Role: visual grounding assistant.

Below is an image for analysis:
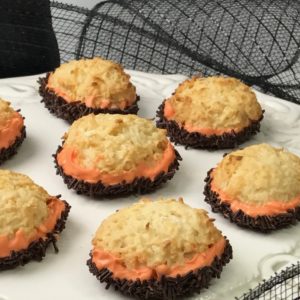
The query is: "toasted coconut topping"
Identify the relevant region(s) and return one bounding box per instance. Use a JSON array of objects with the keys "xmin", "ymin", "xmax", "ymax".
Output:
[
  {"xmin": 212, "ymin": 143, "xmax": 300, "ymax": 204},
  {"xmin": 165, "ymin": 76, "xmax": 262, "ymax": 132},
  {"xmin": 47, "ymin": 57, "xmax": 137, "ymax": 109},
  {"xmin": 93, "ymin": 198, "xmax": 223, "ymax": 269},
  {"xmin": 62, "ymin": 114, "xmax": 170, "ymax": 173},
  {"xmin": 0, "ymin": 170, "xmax": 51, "ymax": 238},
  {"xmin": 0, "ymin": 98, "xmax": 20, "ymax": 127}
]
